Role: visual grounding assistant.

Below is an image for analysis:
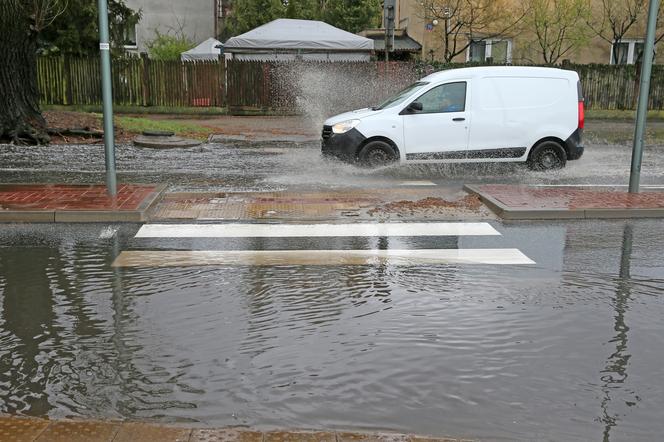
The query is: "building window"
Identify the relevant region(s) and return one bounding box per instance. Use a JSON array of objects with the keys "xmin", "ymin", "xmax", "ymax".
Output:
[
  {"xmin": 467, "ymin": 39, "xmax": 512, "ymax": 63},
  {"xmin": 611, "ymin": 39, "xmax": 644, "ymax": 65},
  {"xmin": 469, "ymin": 41, "xmax": 486, "ymax": 62},
  {"xmin": 122, "ymin": 24, "xmax": 137, "ymax": 48}
]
